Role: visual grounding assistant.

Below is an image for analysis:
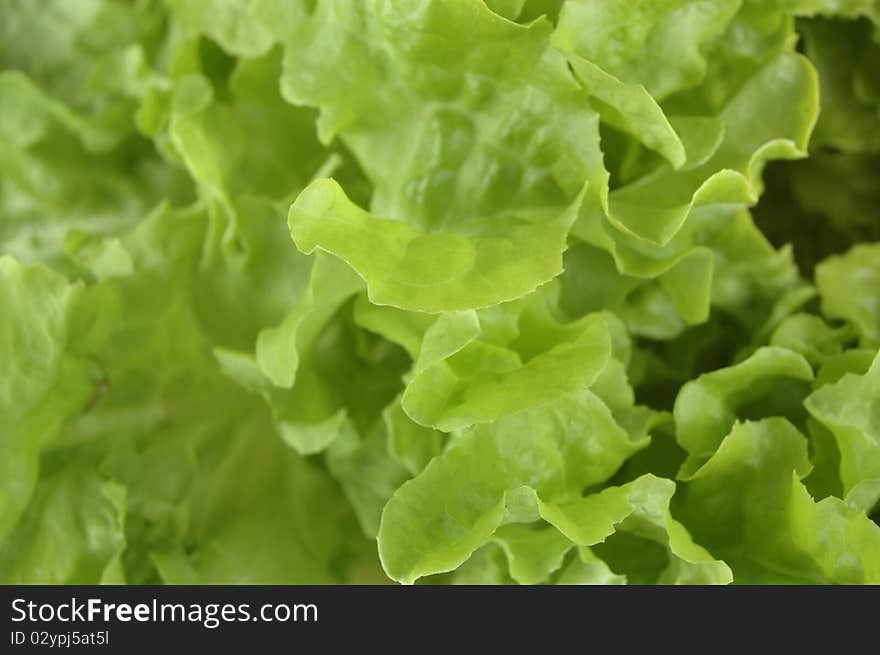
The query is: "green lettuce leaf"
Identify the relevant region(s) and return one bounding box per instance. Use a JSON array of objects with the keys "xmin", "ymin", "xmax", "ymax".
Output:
[
  {"xmin": 553, "ymin": 0, "xmax": 741, "ymax": 101},
  {"xmin": 0, "ymin": 466, "xmax": 126, "ymax": 584},
  {"xmin": 799, "ymin": 17, "xmax": 880, "ymax": 153},
  {"xmin": 280, "ymin": 0, "xmax": 610, "ymax": 312},
  {"xmin": 676, "ymin": 418, "xmax": 880, "ymax": 583},
  {"xmin": 378, "ymin": 390, "xmax": 647, "ymax": 583},
  {"xmin": 806, "ymin": 350, "xmax": 880, "ymax": 511},
  {"xmin": 2, "ymin": 0, "xmax": 879, "ymax": 588},
  {"xmin": 674, "ymin": 346, "xmax": 814, "ymax": 476},
  {"xmin": 289, "ymin": 178, "xmax": 587, "ymax": 312},
  {"xmin": 491, "ymin": 523, "xmax": 573, "ymax": 585},
  {"xmin": 0, "ymin": 257, "xmax": 94, "ymax": 541},
  {"xmin": 587, "ymin": 52, "xmax": 818, "ymax": 246},
  {"xmin": 163, "ymin": 0, "xmax": 280, "ymax": 59},
  {"xmin": 401, "ymin": 300, "xmax": 612, "ymax": 431},
  {"xmin": 770, "ymin": 313, "xmax": 854, "ymax": 366},
  {"xmin": 816, "ymin": 243, "xmax": 880, "ymax": 347},
  {"xmin": 538, "ymin": 474, "xmax": 733, "ymax": 584}
]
